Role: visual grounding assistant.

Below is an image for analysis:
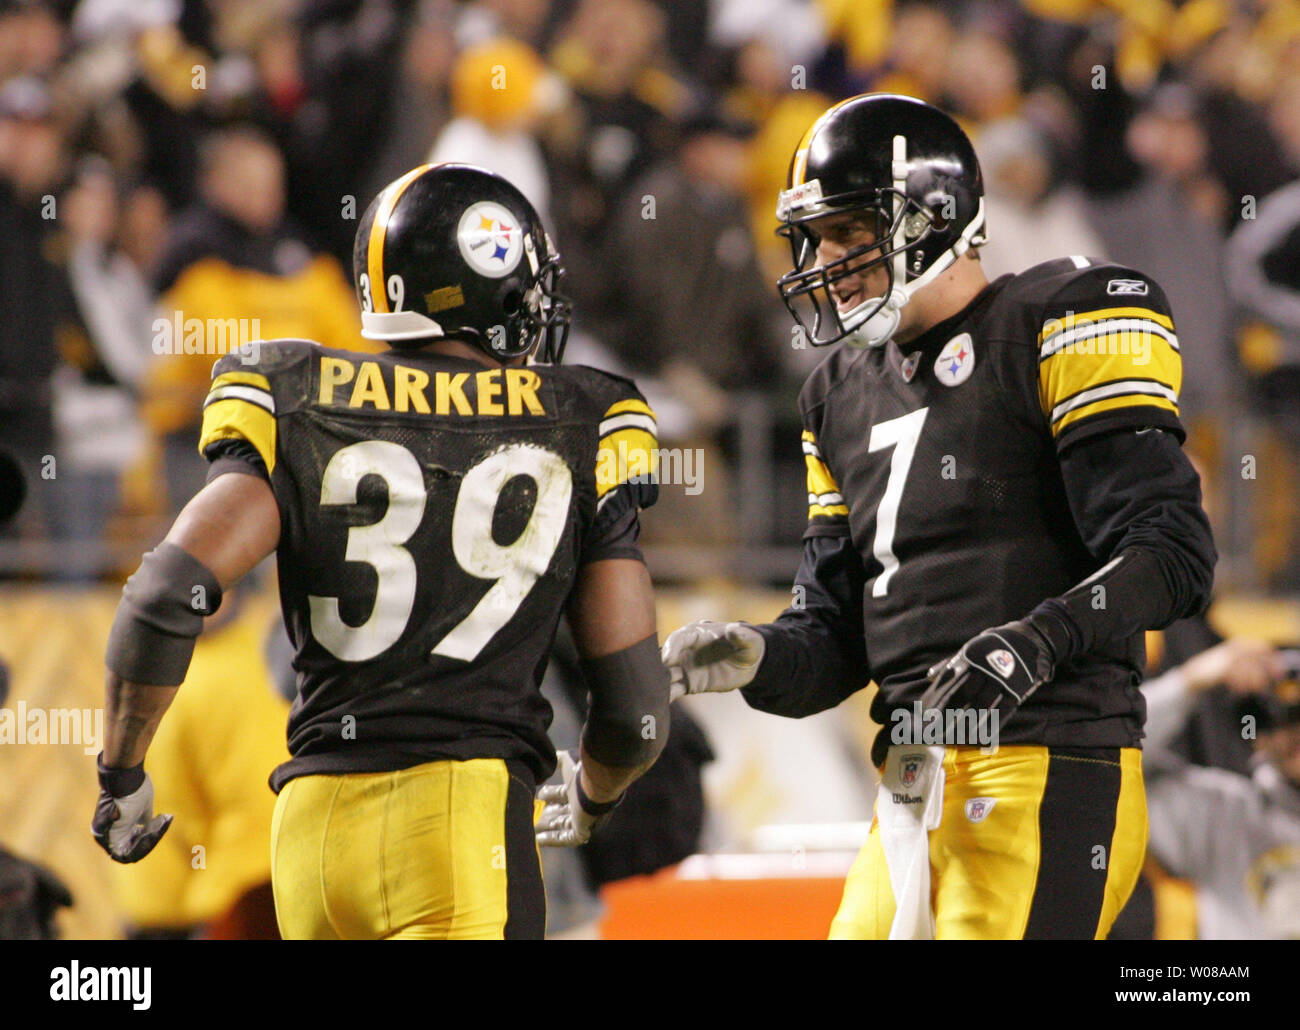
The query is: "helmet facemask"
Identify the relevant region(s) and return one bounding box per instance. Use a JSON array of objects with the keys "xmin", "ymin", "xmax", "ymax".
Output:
[
  {"xmin": 777, "ymin": 186, "xmax": 939, "ymax": 349},
  {"xmin": 520, "ymin": 233, "xmax": 572, "ymax": 365},
  {"xmin": 480, "ymin": 231, "xmax": 572, "ymax": 364}
]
